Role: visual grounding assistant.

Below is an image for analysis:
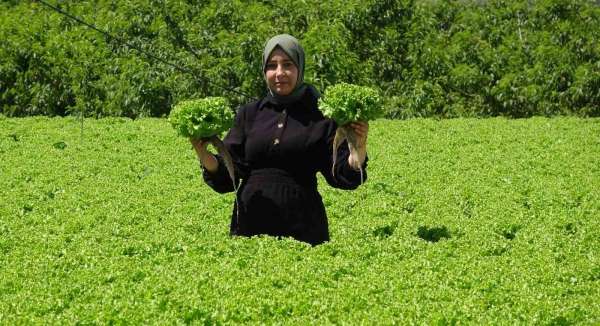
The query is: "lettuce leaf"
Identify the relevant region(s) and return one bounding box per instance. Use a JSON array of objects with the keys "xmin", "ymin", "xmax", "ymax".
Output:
[
  {"xmin": 168, "ymin": 97, "xmax": 234, "ymax": 139},
  {"xmin": 319, "ymin": 83, "xmax": 383, "ymax": 126}
]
